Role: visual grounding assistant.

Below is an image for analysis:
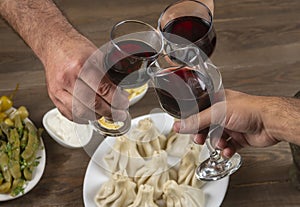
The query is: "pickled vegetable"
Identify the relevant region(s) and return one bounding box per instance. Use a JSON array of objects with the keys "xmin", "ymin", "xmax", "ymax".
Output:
[
  {"xmin": 0, "ymin": 100, "xmax": 41, "ymax": 196},
  {"xmin": 0, "ymin": 96, "xmax": 13, "ymax": 112}
]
